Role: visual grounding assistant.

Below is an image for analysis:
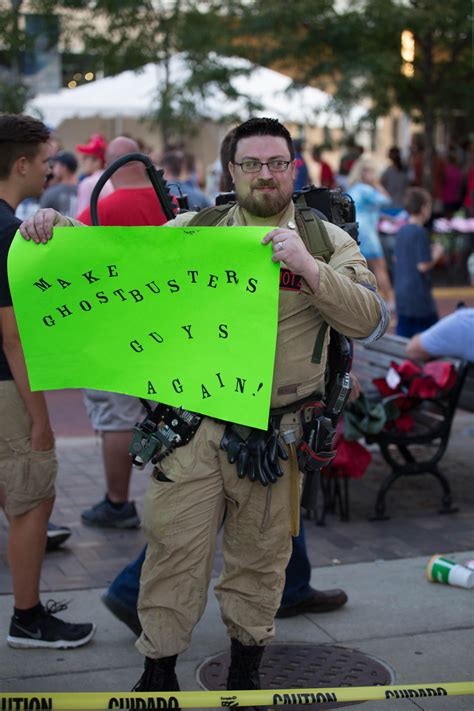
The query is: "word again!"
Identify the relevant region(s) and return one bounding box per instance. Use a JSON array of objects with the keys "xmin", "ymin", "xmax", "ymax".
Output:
[{"xmin": 146, "ymin": 372, "xmax": 264, "ymax": 400}]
